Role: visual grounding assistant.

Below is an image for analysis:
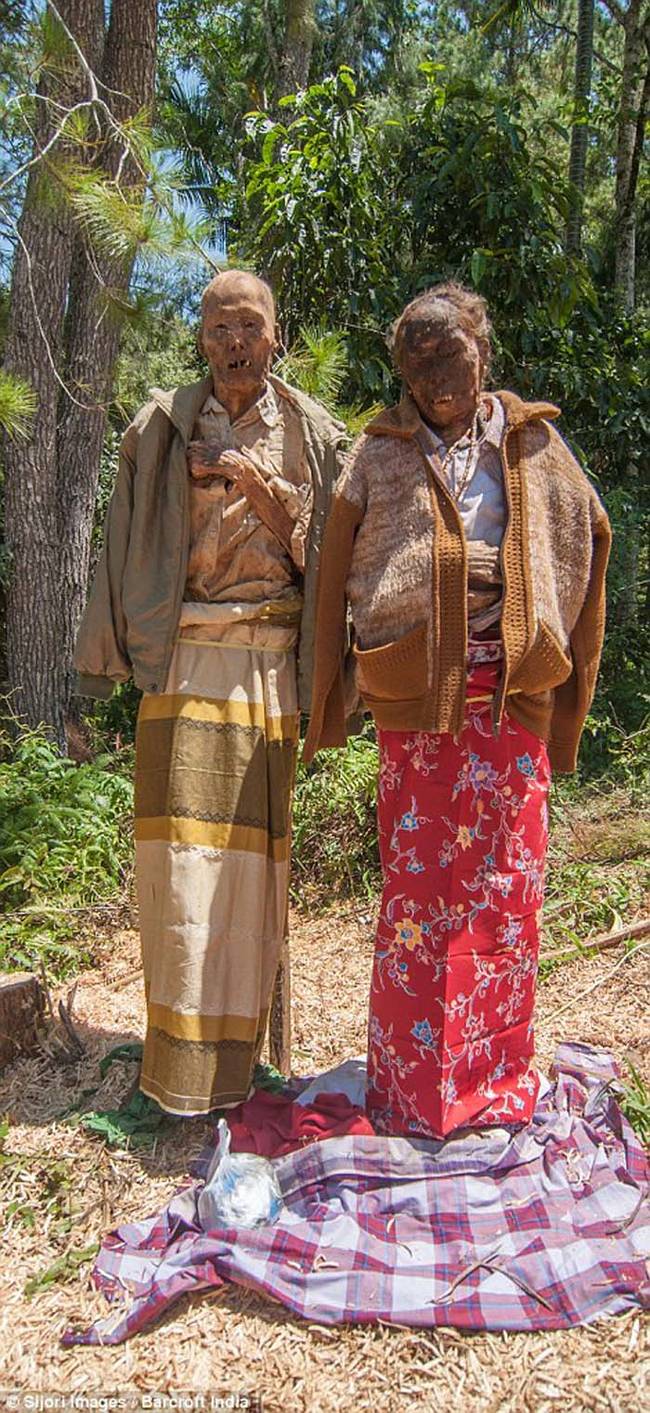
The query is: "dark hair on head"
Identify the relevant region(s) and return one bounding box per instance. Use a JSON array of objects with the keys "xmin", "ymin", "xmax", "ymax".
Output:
[{"xmin": 390, "ymin": 282, "xmax": 493, "ymax": 378}]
